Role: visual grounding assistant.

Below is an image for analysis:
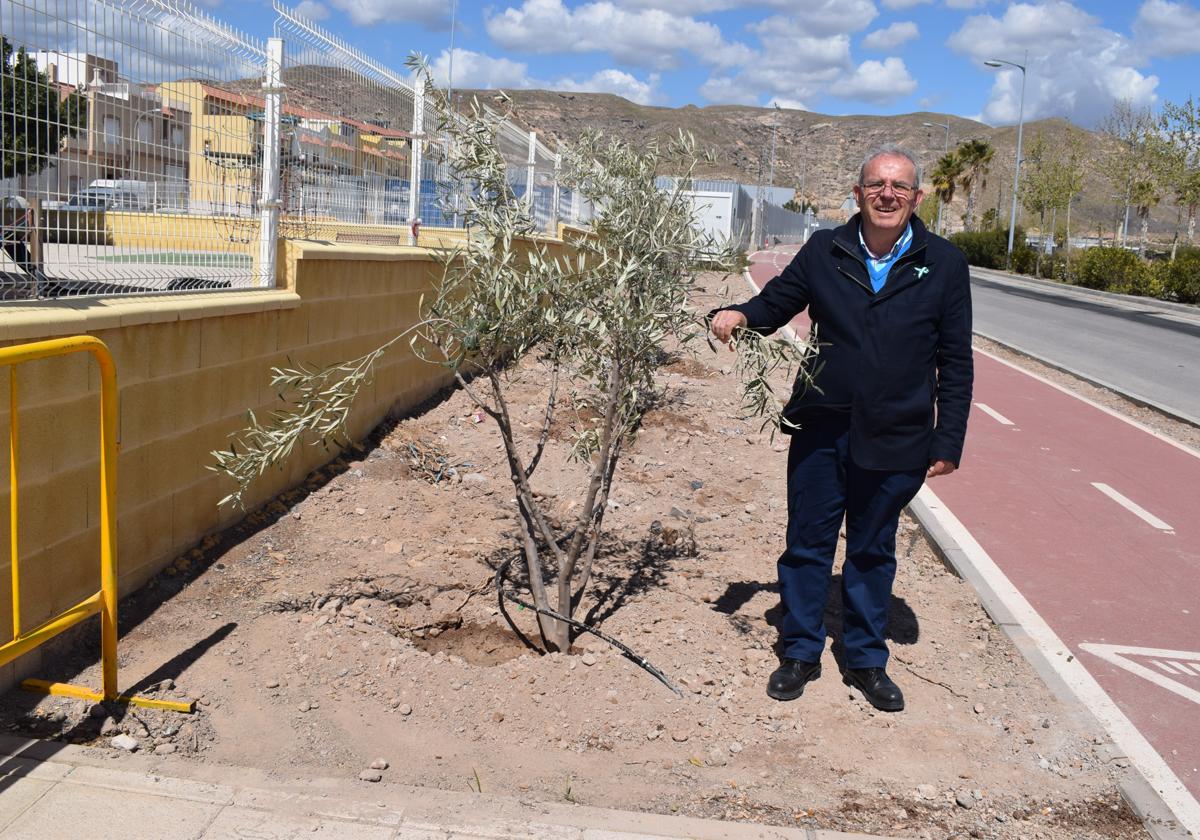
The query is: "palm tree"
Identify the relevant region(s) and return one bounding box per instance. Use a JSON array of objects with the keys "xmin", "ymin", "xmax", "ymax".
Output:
[
  {"xmin": 1131, "ymin": 178, "xmax": 1162, "ymax": 256},
  {"xmin": 955, "ymin": 139, "xmax": 995, "ymax": 232},
  {"xmin": 929, "ymin": 150, "xmax": 963, "ymax": 235}
]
